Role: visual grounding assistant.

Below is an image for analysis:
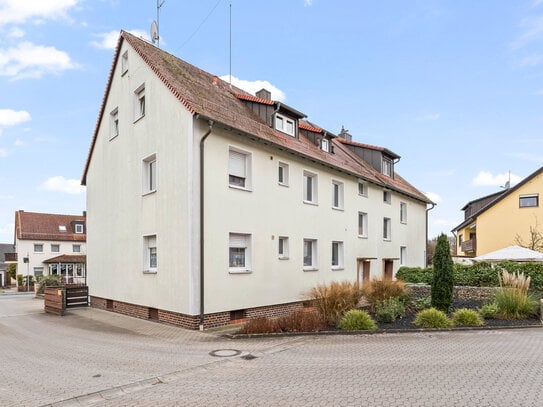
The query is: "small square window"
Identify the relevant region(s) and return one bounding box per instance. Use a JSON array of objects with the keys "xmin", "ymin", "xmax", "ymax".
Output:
[
  {"xmin": 275, "ymin": 113, "xmax": 295, "ymax": 137},
  {"xmin": 358, "ymin": 181, "xmax": 368, "ymax": 197},
  {"xmin": 383, "ymin": 190, "xmax": 391, "ymax": 204},
  {"xmin": 400, "ymin": 202, "xmax": 407, "ymax": 224},
  {"xmin": 303, "ymin": 239, "xmax": 318, "ymax": 270},
  {"xmin": 73, "ymin": 244, "xmax": 81, "ymax": 253},
  {"xmin": 382, "ymin": 157, "xmax": 393, "ymax": 177},
  {"xmin": 519, "ymin": 194, "xmax": 539, "ymax": 208},
  {"xmin": 34, "ymin": 244, "xmax": 43, "ymax": 253},
  {"xmin": 51, "ymin": 244, "xmax": 60, "ymax": 253},
  {"xmin": 278, "ymin": 162, "xmax": 289, "ymax": 186},
  {"xmin": 229, "ymin": 147, "xmax": 252, "ymax": 190},
  {"xmin": 75, "ymin": 224, "xmax": 84, "ymax": 234},
  {"xmin": 134, "ymin": 84, "xmax": 145, "ymax": 121},
  {"xmin": 278, "ymin": 236, "xmax": 289, "ymax": 259},
  {"xmin": 321, "ymin": 138, "xmax": 329, "ymax": 152},
  {"xmin": 121, "ymin": 50, "xmax": 129, "ymax": 74},
  {"xmin": 358, "ymin": 212, "xmax": 368, "ymax": 238},
  {"xmin": 143, "ymin": 235, "xmax": 157, "ymax": 273},
  {"xmin": 229, "ymin": 233, "xmax": 251, "ymax": 273},
  {"xmin": 400, "ymin": 246, "xmax": 407, "ymax": 265},
  {"xmin": 110, "ymin": 108, "xmax": 119, "ymax": 139}
]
